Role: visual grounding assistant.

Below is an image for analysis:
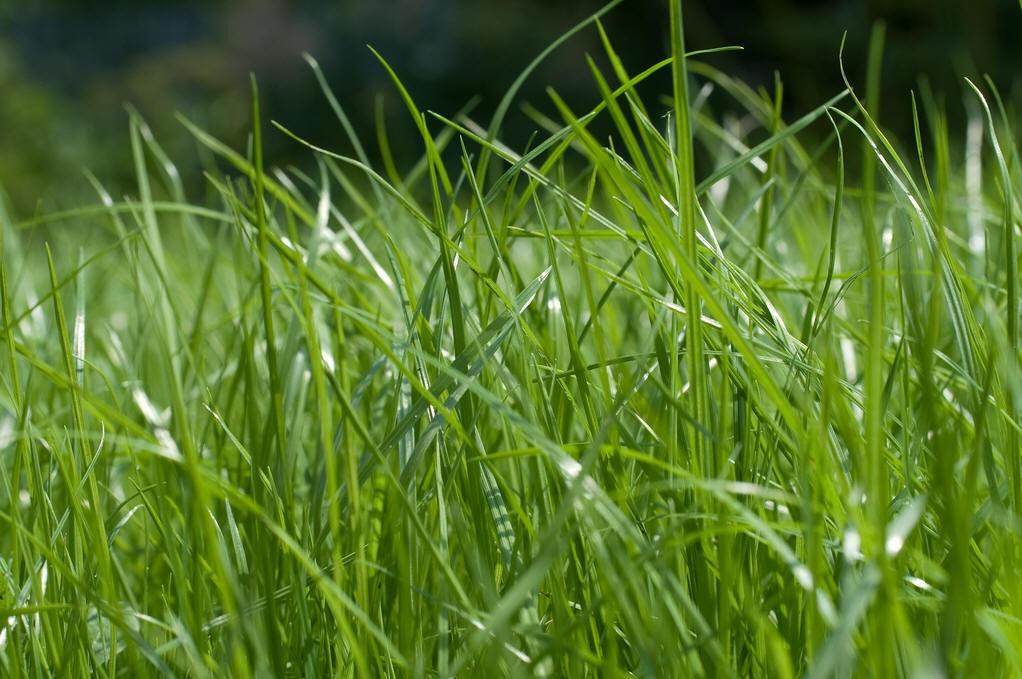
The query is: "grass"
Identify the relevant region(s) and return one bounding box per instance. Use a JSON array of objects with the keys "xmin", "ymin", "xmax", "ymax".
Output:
[{"xmin": 2, "ymin": 1, "xmax": 1022, "ymax": 676}]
